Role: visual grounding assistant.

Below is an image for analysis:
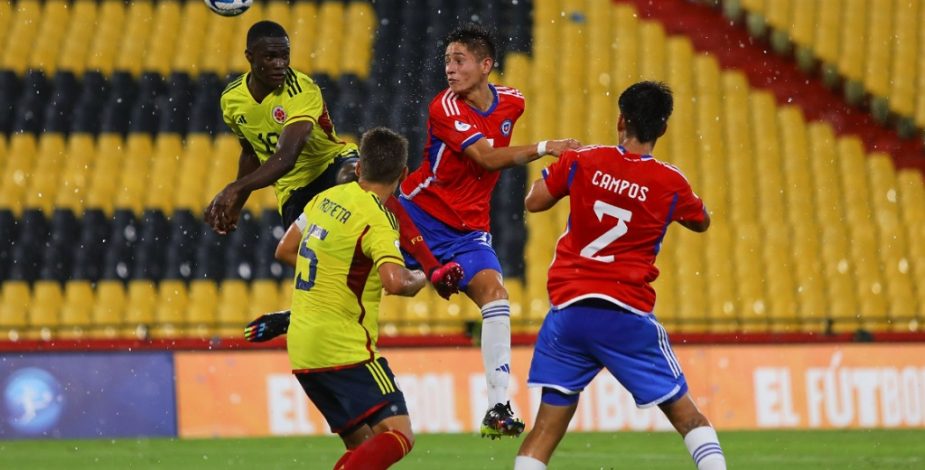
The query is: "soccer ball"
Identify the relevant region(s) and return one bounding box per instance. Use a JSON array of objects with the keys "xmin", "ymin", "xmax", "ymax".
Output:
[{"xmin": 204, "ymin": 0, "xmax": 252, "ymax": 17}]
